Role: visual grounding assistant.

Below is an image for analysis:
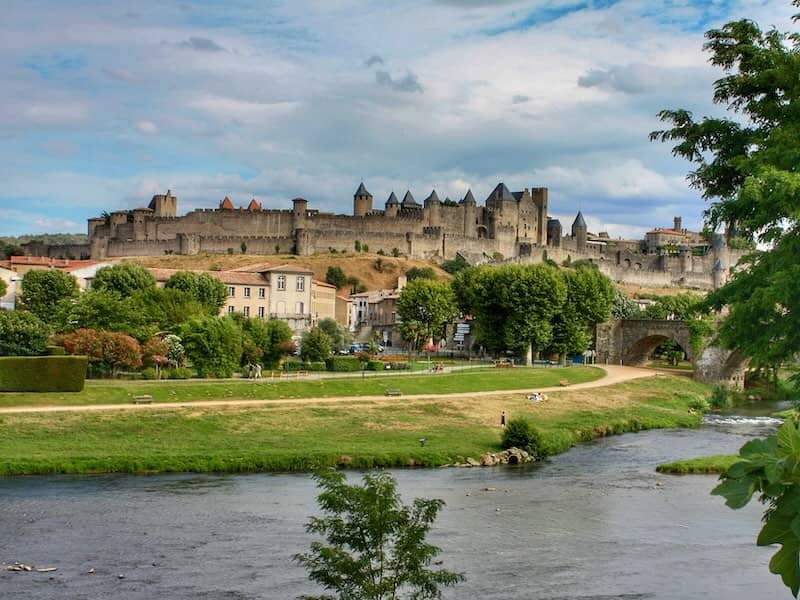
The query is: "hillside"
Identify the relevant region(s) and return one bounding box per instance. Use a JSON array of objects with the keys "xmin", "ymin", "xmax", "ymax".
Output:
[{"xmin": 127, "ymin": 252, "xmax": 452, "ymax": 291}]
